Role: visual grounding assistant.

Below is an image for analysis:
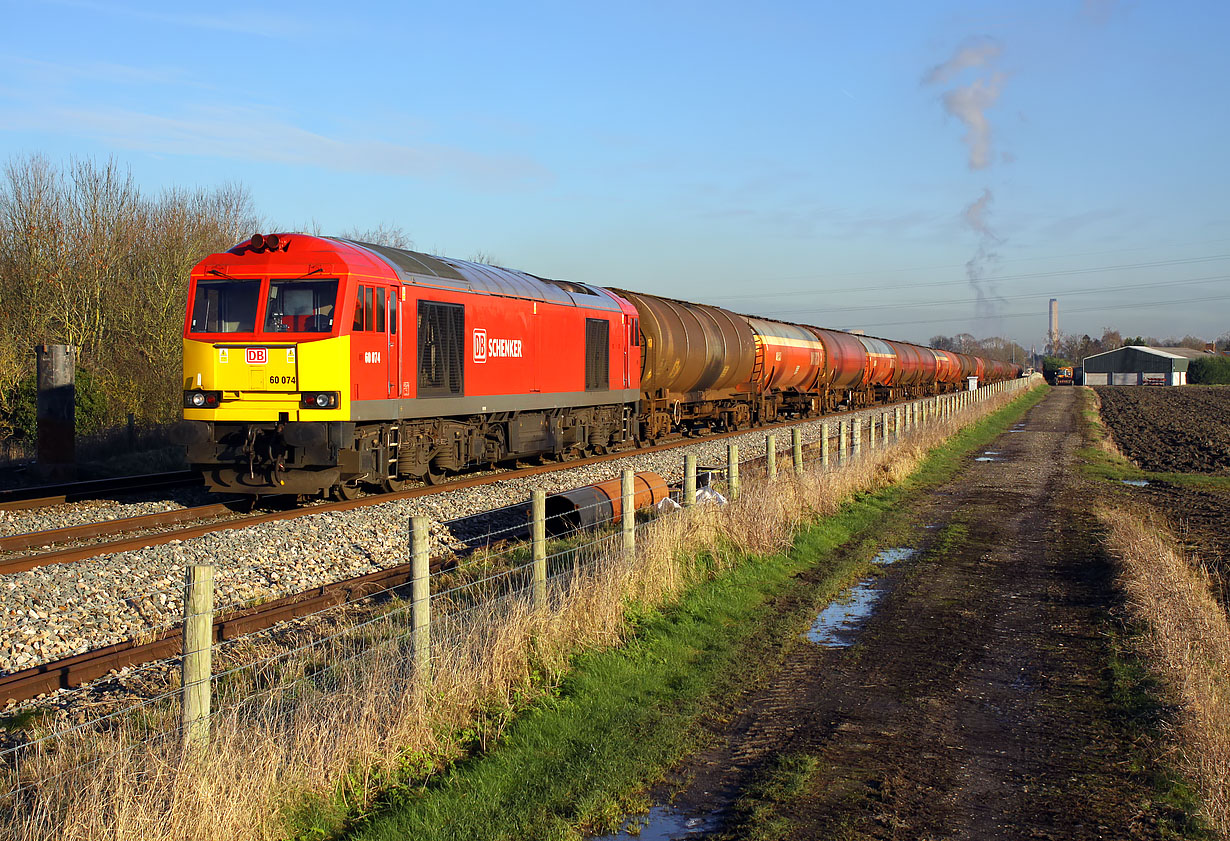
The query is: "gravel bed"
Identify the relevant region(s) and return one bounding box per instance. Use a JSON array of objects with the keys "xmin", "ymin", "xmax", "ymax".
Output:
[
  {"xmin": 0, "ymin": 402, "xmax": 922, "ymax": 678},
  {"xmin": 0, "ymin": 486, "xmax": 218, "ymax": 540}
]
